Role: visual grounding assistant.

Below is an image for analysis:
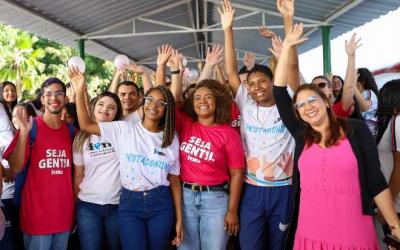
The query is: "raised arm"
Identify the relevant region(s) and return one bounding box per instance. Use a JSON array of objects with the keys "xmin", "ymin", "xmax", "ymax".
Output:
[
  {"xmin": 130, "ymin": 64, "xmax": 153, "ymax": 93},
  {"xmin": 342, "ymin": 34, "xmax": 361, "ymax": 112},
  {"xmin": 7, "ymin": 106, "xmax": 32, "ymax": 174},
  {"xmin": 277, "ymin": 0, "xmax": 300, "ymax": 91},
  {"xmin": 108, "ymin": 68, "xmax": 127, "ymax": 93},
  {"xmin": 242, "ymin": 51, "xmax": 255, "ymax": 71},
  {"xmin": 155, "ymin": 44, "xmax": 173, "ymax": 86},
  {"xmin": 273, "ymin": 24, "xmax": 307, "ymax": 136},
  {"xmin": 198, "ymin": 44, "xmax": 224, "ymax": 82},
  {"xmin": 219, "ymin": 0, "xmax": 241, "ymax": 96},
  {"xmin": 169, "ymin": 51, "xmax": 184, "ymax": 104},
  {"xmin": 69, "ymin": 67, "xmax": 100, "ymax": 135}
]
